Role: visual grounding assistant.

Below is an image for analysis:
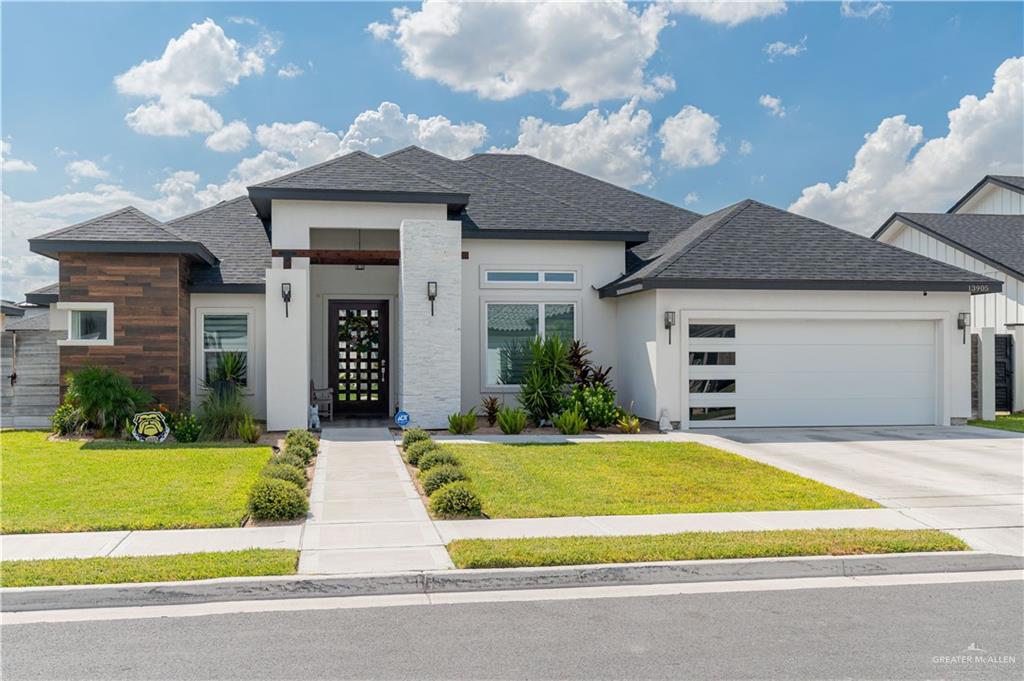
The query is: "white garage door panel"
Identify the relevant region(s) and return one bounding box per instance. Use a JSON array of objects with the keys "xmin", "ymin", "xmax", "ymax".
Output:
[{"xmin": 689, "ymin": 318, "xmax": 937, "ymax": 427}]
